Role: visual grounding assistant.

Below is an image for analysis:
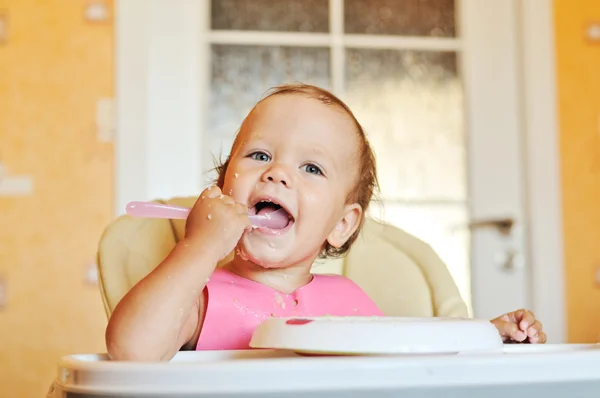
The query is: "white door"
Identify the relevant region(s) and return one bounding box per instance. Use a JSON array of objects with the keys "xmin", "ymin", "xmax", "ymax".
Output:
[{"xmin": 116, "ymin": 0, "xmax": 564, "ymax": 332}]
